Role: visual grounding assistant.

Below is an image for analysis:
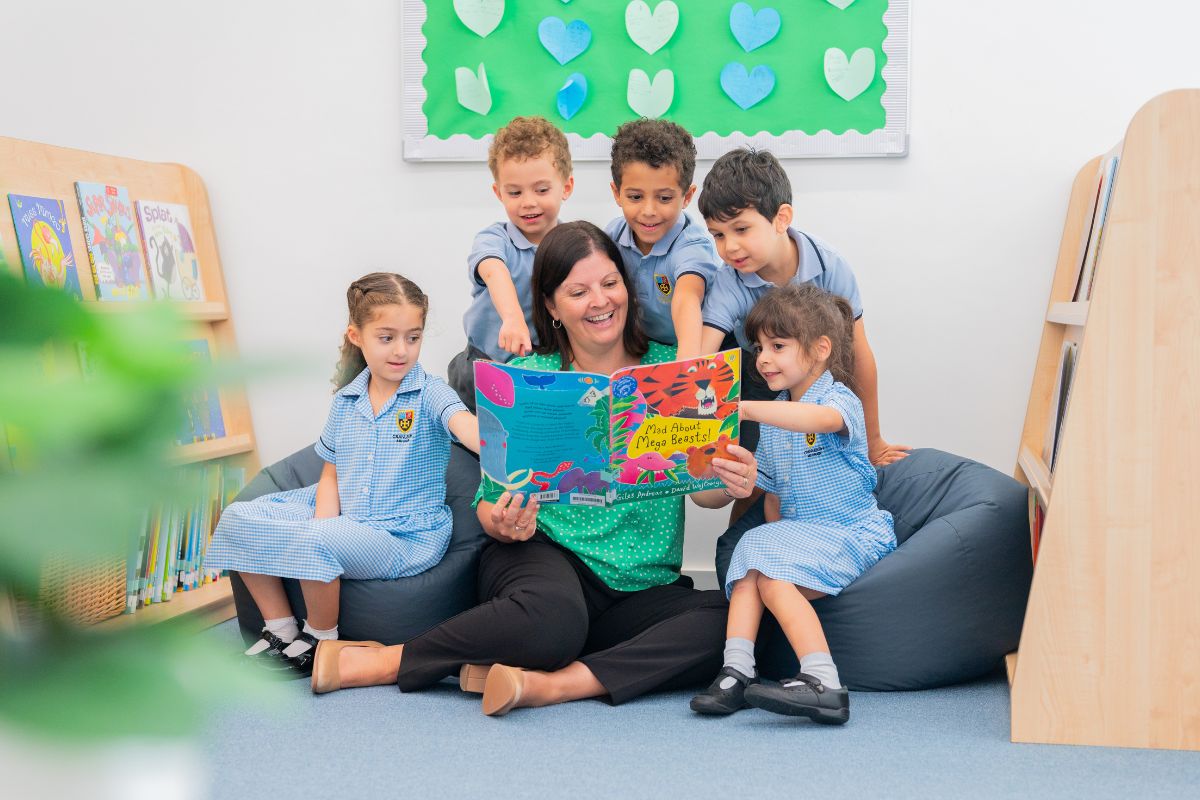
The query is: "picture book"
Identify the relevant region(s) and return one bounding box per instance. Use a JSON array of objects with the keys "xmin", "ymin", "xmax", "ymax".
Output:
[
  {"xmin": 1043, "ymin": 339, "xmax": 1078, "ymax": 473},
  {"xmin": 475, "ymin": 350, "xmax": 741, "ymax": 506},
  {"xmin": 135, "ymin": 200, "xmax": 206, "ymax": 301},
  {"xmin": 74, "ymin": 182, "xmax": 150, "ymax": 301},
  {"xmin": 6, "ymin": 194, "xmax": 84, "ymax": 298},
  {"xmin": 178, "ymin": 340, "xmax": 226, "ymax": 445},
  {"xmin": 1073, "ymin": 153, "xmax": 1120, "ymax": 302}
]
